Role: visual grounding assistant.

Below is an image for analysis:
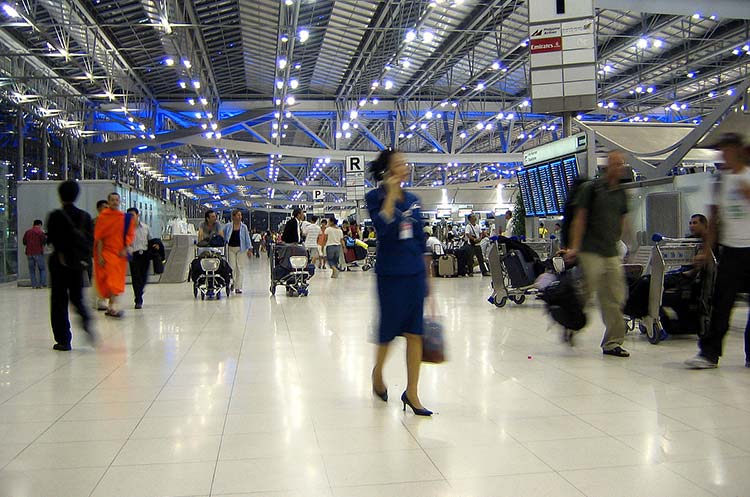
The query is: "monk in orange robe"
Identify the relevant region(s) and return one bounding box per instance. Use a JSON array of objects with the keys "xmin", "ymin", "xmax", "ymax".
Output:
[{"xmin": 94, "ymin": 192, "xmax": 135, "ymax": 317}]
